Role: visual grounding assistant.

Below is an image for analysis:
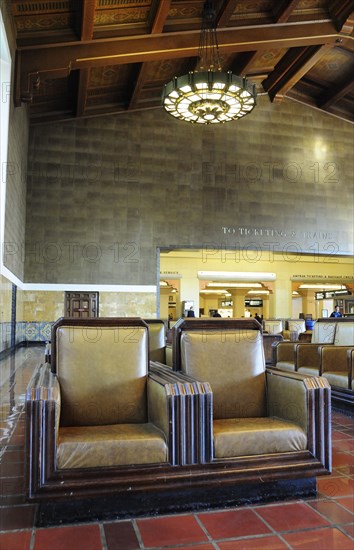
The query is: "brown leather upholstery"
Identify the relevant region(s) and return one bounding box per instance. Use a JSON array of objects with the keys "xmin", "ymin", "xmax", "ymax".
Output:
[
  {"xmin": 145, "ymin": 319, "xmax": 166, "ymax": 363},
  {"xmin": 274, "ymin": 341, "xmax": 298, "ymax": 371},
  {"xmin": 213, "ymin": 417, "xmax": 306, "ymax": 458},
  {"xmin": 350, "ymin": 349, "xmax": 354, "ymax": 390},
  {"xmin": 173, "ymin": 319, "xmax": 316, "ymax": 461},
  {"xmin": 262, "ymin": 333, "xmax": 283, "ymax": 365},
  {"xmin": 275, "ymin": 319, "xmax": 344, "ymax": 373},
  {"xmin": 180, "ymin": 330, "xmax": 266, "ymax": 419},
  {"xmin": 56, "ymin": 325, "xmax": 148, "ymax": 426},
  {"xmin": 321, "ymin": 346, "xmax": 354, "ymax": 390},
  {"xmin": 274, "ymin": 320, "xmax": 354, "ymax": 409},
  {"xmin": 145, "ymin": 319, "xmax": 173, "ymax": 367},
  {"xmin": 57, "ymin": 423, "xmax": 167, "ymax": 469},
  {"xmin": 25, "ymin": 317, "xmax": 332, "ymax": 502},
  {"xmin": 26, "ymin": 317, "xmax": 214, "ymax": 500}
]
